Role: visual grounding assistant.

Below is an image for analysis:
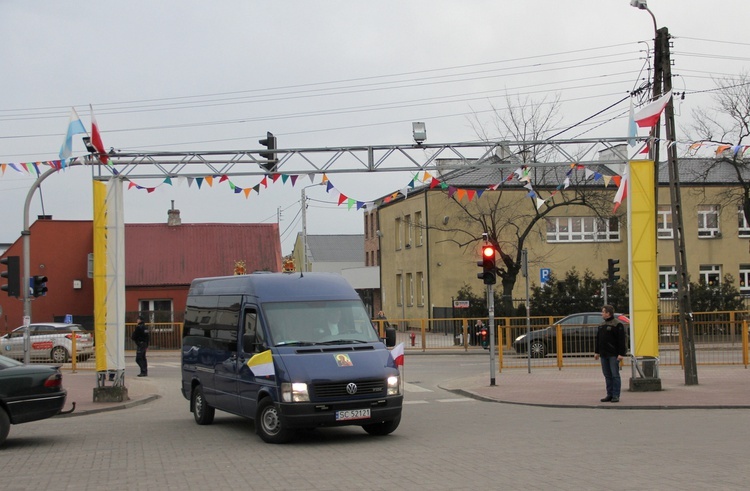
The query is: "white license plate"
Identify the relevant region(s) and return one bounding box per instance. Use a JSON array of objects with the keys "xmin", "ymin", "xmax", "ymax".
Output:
[{"xmin": 335, "ymin": 408, "xmax": 371, "ymax": 421}]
